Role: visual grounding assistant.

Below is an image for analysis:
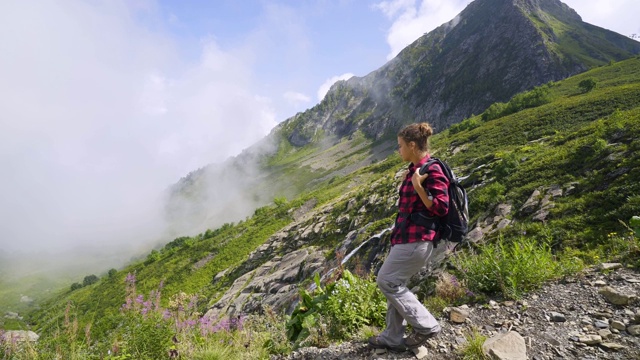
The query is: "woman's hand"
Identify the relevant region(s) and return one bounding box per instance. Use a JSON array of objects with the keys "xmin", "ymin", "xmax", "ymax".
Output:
[{"xmin": 411, "ymin": 170, "xmax": 428, "ymax": 190}]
